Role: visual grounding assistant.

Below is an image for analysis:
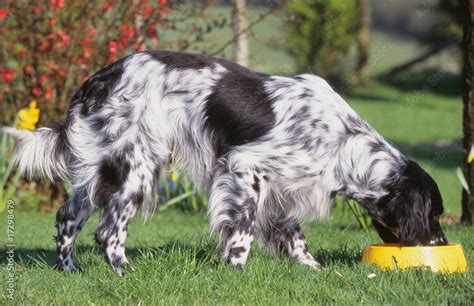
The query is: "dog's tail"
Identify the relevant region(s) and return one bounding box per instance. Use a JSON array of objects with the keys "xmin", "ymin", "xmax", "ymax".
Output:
[{"xmin": 1, "ymin": 123, "xmax": 69, "ymax": 182}]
